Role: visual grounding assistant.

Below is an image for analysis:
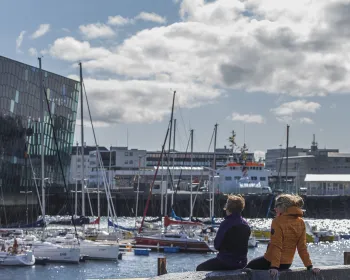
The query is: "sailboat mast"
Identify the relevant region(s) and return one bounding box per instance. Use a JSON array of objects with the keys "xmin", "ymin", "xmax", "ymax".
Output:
[
  {"xmin": 285, "ymin": 124, "xmax": 290, "ymax": 192},
  {"xmin": 97, "ymin": 145, "xmax": 100, "ymax": 231},
  {"xmin": 172, "ymin": 119, "xmax": 176, "ymax": 206},
  {"xmin": 212, "ymin": 123, "xmax": 218, "ymax": 217},
  {"xmin": 165, "ymin": 91, "xmax": 176, "ymax": 216},
  {"xmin": 75, "ymin": 142, "xmax": 78, "ymax": 216},
  {"xmin": 190, "ymin": 129, "xmax": 194, "ymax": 217},
  {"xmin": 79, "ymin": 62, "xmax": 85, "ymax": 216},
  {"xmin": 38, "ymin": 57, "xmax": 45, "ymax": 222},
  {"xmin": 160, "ymin": 155, "xmax": 164, "ymax": 216},
  {"xmin": 135, "ymin": 155, "xmax": 141, "ymax": 227}
]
